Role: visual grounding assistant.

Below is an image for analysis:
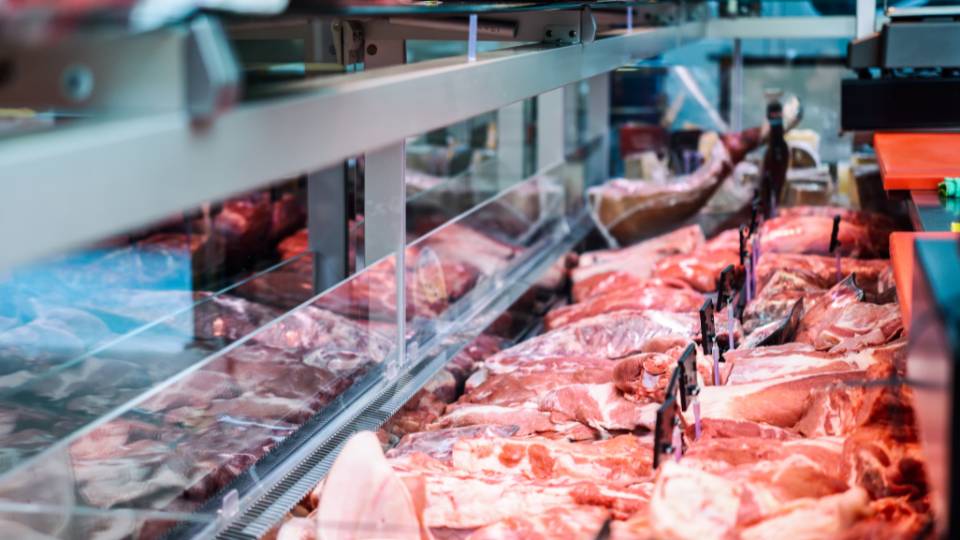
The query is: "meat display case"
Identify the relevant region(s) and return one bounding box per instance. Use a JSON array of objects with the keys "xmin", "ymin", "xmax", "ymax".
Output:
[{"xmin": 0, "ymin": 2, "xmax": 889, "ymax": 539}]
